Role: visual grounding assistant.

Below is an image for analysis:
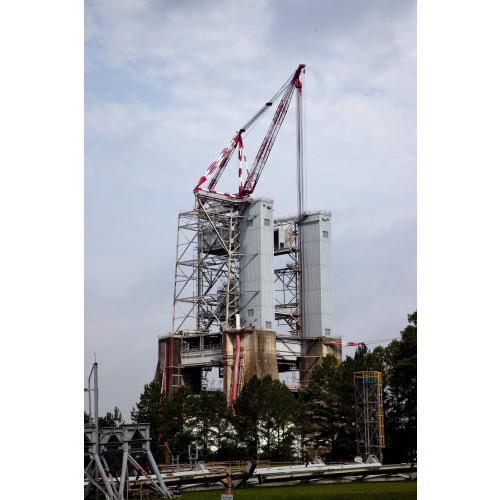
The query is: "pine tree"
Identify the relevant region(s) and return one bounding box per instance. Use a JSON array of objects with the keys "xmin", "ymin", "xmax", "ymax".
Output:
[{"xmin": 384, "ymin": 311, "xmax": 417, "ymax": 463}]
